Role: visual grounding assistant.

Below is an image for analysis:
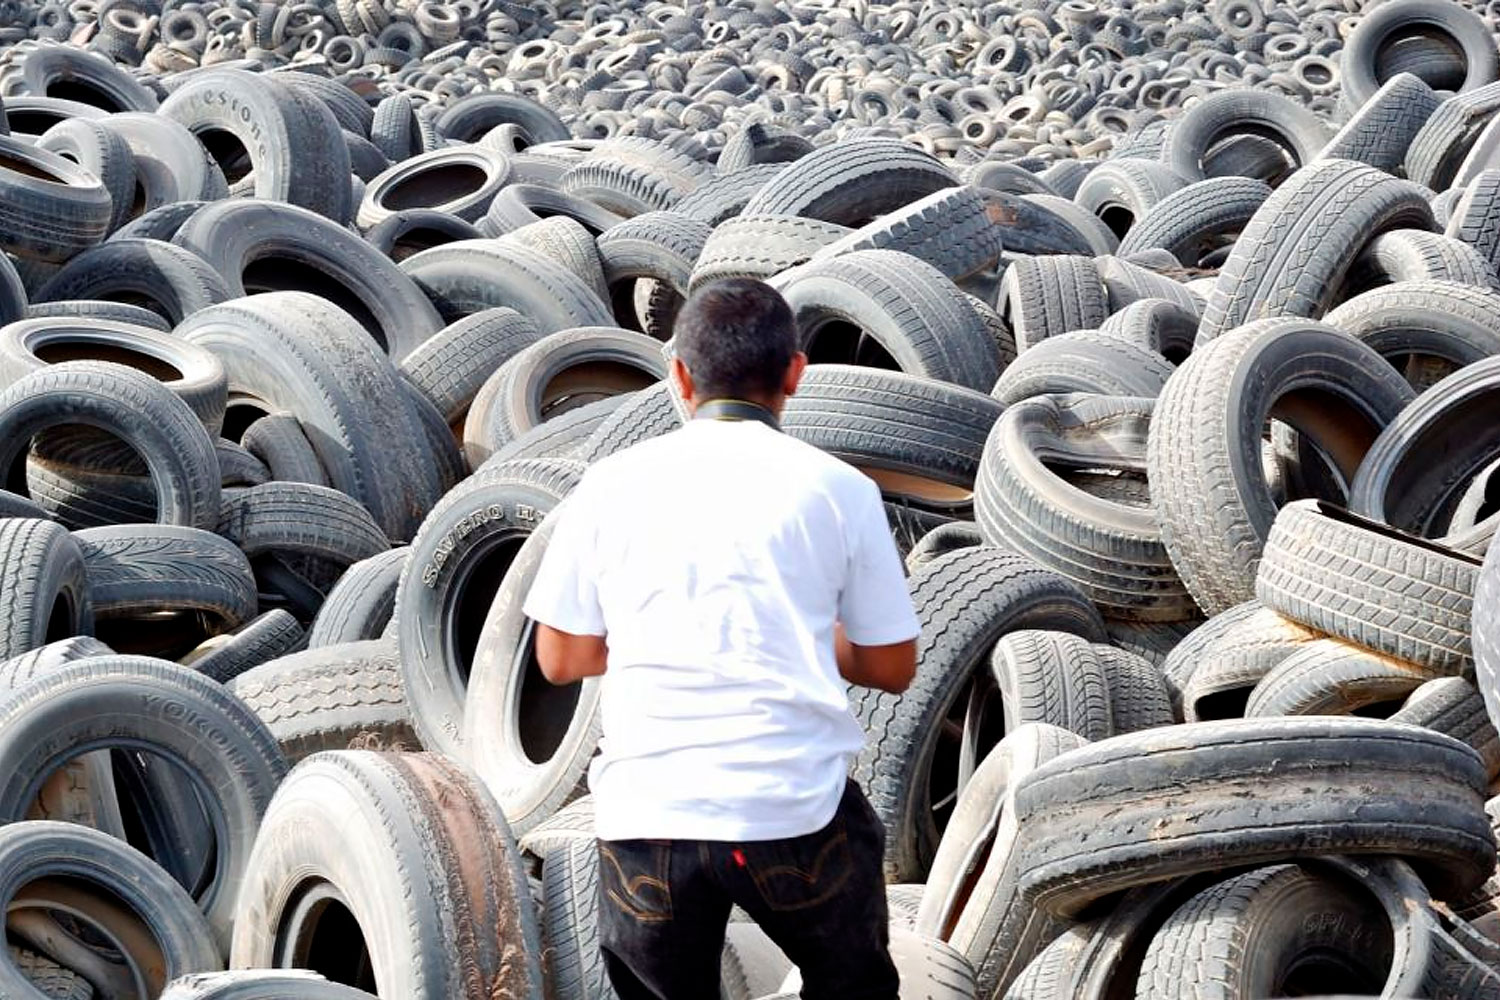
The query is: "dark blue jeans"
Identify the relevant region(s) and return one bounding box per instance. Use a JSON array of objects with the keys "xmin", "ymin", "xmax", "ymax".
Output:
[{"xmin": 596, "ymin": 779, "xmax": 899, "ymax": 1000}]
